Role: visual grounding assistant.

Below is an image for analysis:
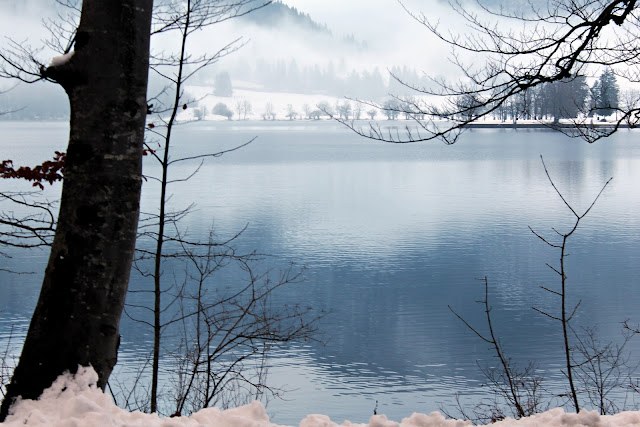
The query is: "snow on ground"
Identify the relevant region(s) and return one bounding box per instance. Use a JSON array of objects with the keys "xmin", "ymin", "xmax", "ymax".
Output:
[
  {"xmin": 180, "ymin": 82, "xmax": 382, "ymax": 120},
  {"xmin": 183, "ymin": 83, "xmax": 365, "ymax": 121},
  {"xmin": 179, "ymin": 83, "xmax": 621, "ymax": 126},
  {"xmin": 3, "ymin": 367, "xmax": 640, "ymax": 426}
]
